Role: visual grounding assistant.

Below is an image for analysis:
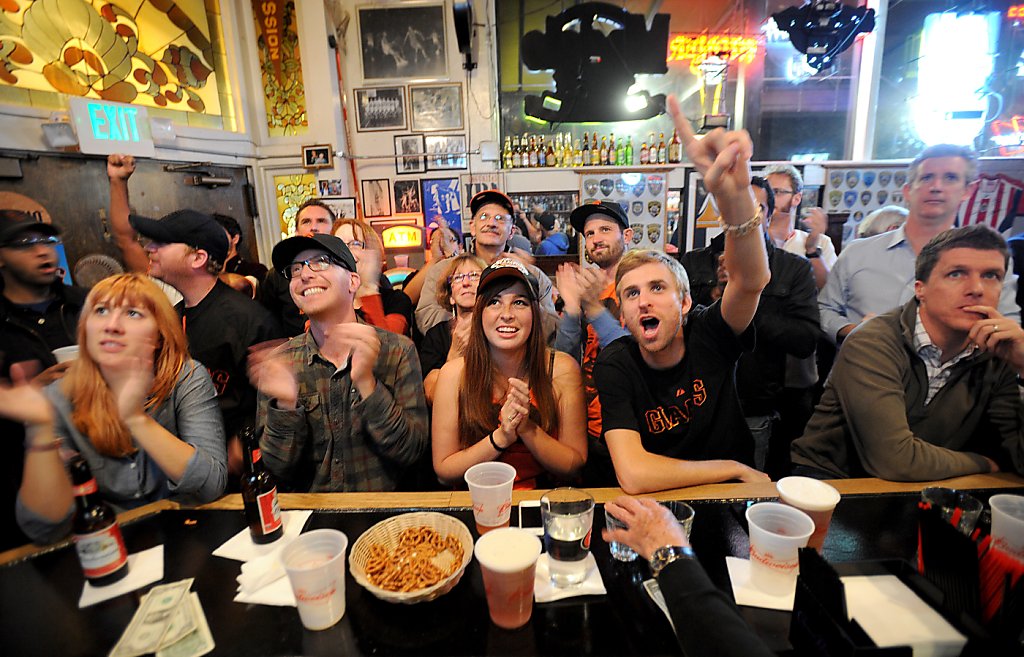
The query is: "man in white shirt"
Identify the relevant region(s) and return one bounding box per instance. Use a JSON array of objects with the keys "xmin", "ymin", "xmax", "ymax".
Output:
[{"xmin": 763, "ymin": 164, "xmax": 837, "ymax": 290}]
